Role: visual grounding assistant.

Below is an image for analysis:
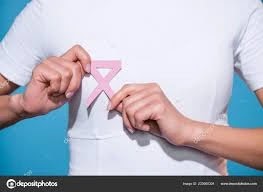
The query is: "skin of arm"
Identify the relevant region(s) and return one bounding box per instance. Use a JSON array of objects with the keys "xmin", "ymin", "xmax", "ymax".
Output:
[
  {"xmin": 0, "ymin": 75, "xmax": 22, "ymax": 128},
  {"xmin": 184, "ymin": 88, "xmax": 263, "ymax": 170},
  {"xmin": 185, "ymin": 120, "xmax": 263, "ymax": 170},
  {"xmin": 109, "ymin": 83, "xmax": 263, "ymax": 170},
  {"xmin": 0, "ymin": 45, "xmax": 91, "ymax": 129}
]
